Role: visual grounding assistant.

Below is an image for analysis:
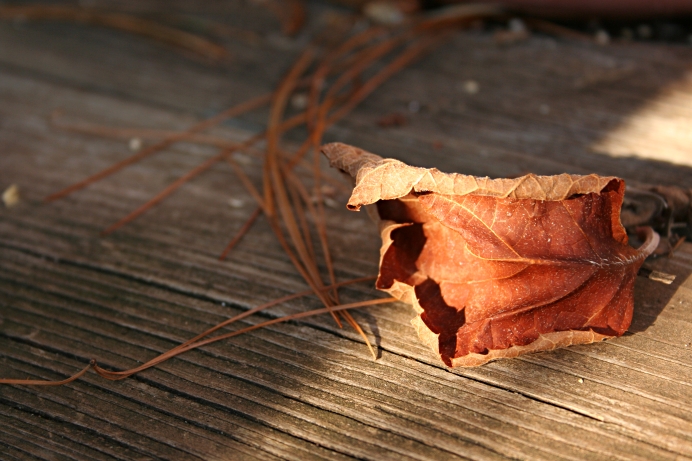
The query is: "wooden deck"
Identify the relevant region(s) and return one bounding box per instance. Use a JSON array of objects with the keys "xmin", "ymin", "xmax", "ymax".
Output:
[{"xmin": 1, "ymin": 2, "xmax": 692, "ymax": 460}]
